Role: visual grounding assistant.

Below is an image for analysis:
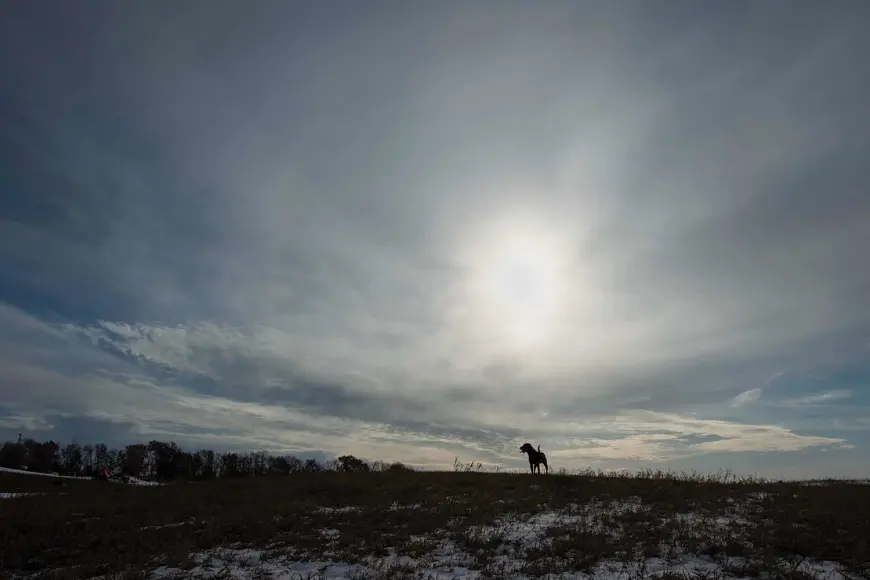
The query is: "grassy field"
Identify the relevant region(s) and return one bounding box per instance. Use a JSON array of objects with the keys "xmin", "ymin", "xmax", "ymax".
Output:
[{"xmin": 2, "ymin": 468, "xmax": 869, "ymax": 579}]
